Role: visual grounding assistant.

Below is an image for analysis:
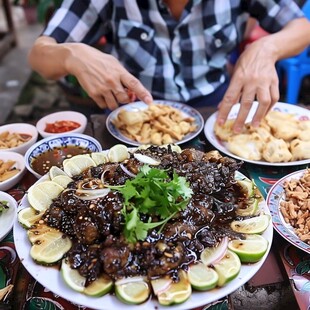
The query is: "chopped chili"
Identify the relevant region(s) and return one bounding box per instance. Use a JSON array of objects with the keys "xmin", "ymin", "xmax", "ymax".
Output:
[{"xmin": 44, "ymin": 120, "xmax": 81, "ymax": 133}]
